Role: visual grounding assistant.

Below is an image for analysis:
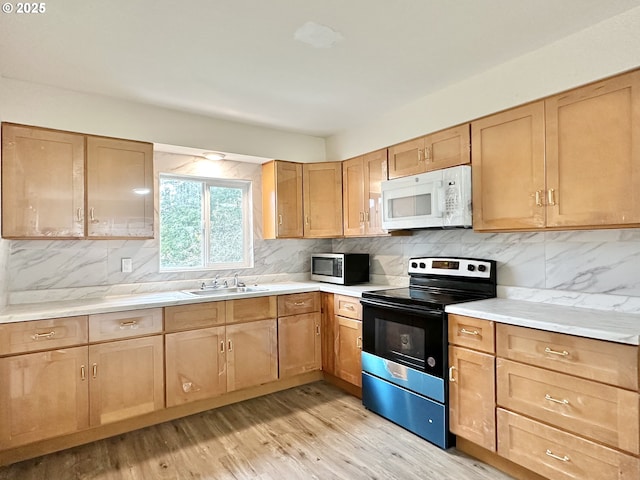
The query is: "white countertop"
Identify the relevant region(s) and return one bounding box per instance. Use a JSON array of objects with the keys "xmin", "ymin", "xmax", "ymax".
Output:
[
  {"xmin": 446, "ymin": 298, "xmax": 640, "ymax": 345},
  {"xmin": 0, "ymin": 282, "xmax": 389, "ymax": 324}
]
